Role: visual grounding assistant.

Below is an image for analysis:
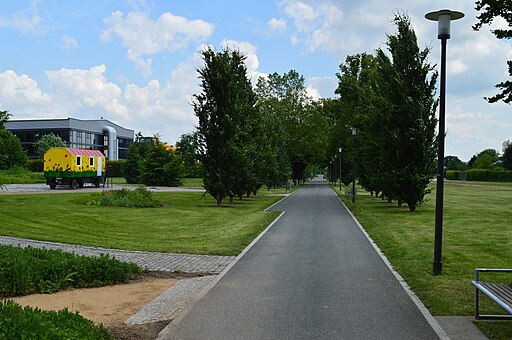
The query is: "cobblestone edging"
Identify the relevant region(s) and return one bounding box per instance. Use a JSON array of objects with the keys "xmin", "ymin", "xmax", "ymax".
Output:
[
  {"xmin": 126, "ymin": 276, "xmax": 215, "ymax": 325},
  {"xmin": 0, "ymin": 236, "xmax": 235, "ymax": 274}
]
